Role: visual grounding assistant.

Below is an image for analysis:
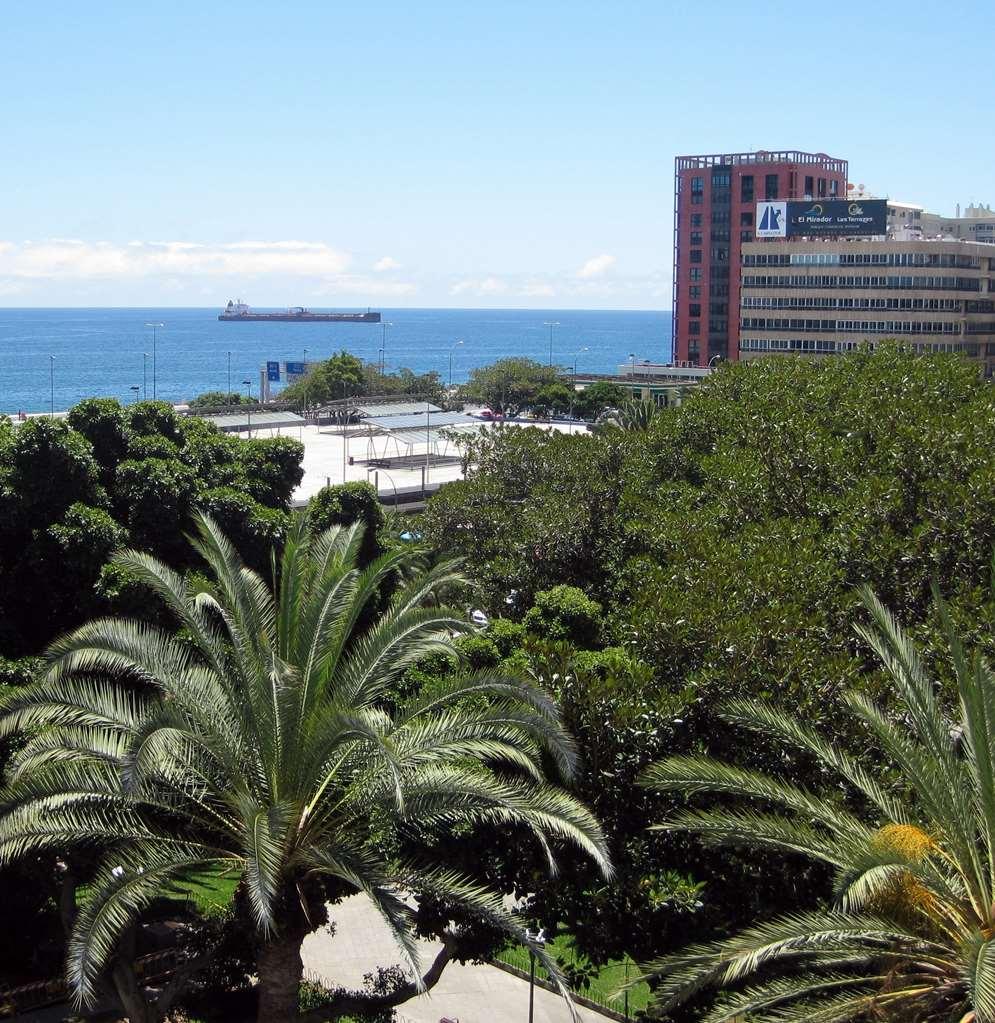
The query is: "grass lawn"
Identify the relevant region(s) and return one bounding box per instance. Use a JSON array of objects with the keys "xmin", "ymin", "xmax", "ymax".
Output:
[
  {"xmin": 171, "ymin": 869, "xmax": 240, "ymax": 915},
  {"xmin": 495, "ymin": 932, "xmax": 650, "ymax": 1017}
]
